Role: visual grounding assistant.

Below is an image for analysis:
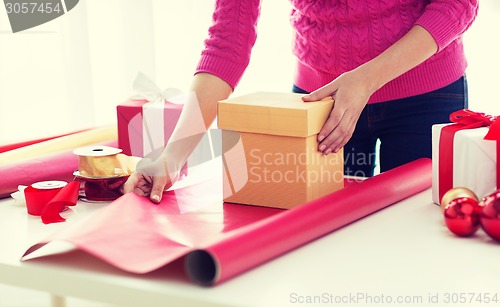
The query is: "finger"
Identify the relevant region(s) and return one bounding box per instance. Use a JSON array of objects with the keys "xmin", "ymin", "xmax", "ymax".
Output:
[
  {"xmin": 301, "ymin": 82, "xmax": 337, "ymax": 102},
  {"xmin": 318, "ymin": 110, "xmax": 351, "ymax": 151},
  {"xmin": 320, "ymin": 116, "xmax": 356, "ymax": 154},
  {"xmin": 317, "ymin": 106, "xmax": 345, "ymax": 146},
  {"xmin": 123, "ymin": 172, "xmax": 141, "ymax": 194},
  {"xmin": 335, "ymin": 119, "xmax": 357, "ymax": 152},
  {"xmin": 135, "ymin": 178, "xmax": 152, "ymax": 196},
  {"xmin": 325, "ymin": 118, "xmax": 354, "ymax": 154},
  {"xmin": 328, "ymin": 130, "xmax": 351, "ymax": 154},
  {"xmin": 150, "ymin": 176, "xmax": 168, "ymax": 204}
]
